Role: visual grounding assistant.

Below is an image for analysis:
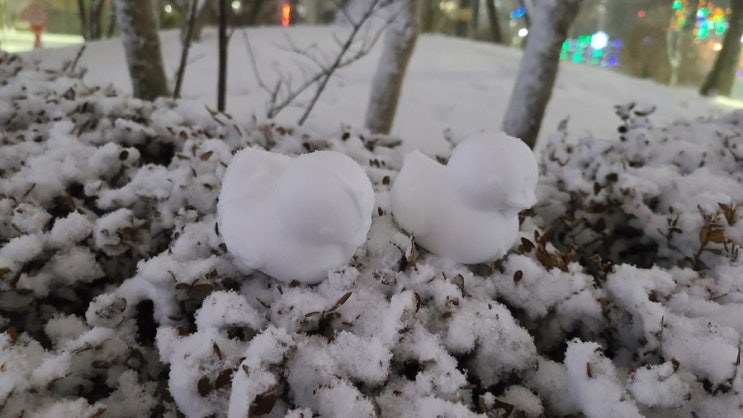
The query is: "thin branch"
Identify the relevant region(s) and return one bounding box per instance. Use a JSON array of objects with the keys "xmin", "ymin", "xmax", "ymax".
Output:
[
  {"xmin": 62, "ymin": 44, "xmax": 87, "ymax": 74},
  {"xmin": 297, "ymin": 0, "xmax": 395, "ymax": 124},
  {"xmin": 174, "ymin": 0, "xmax": 200, "ymax": 99}
]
